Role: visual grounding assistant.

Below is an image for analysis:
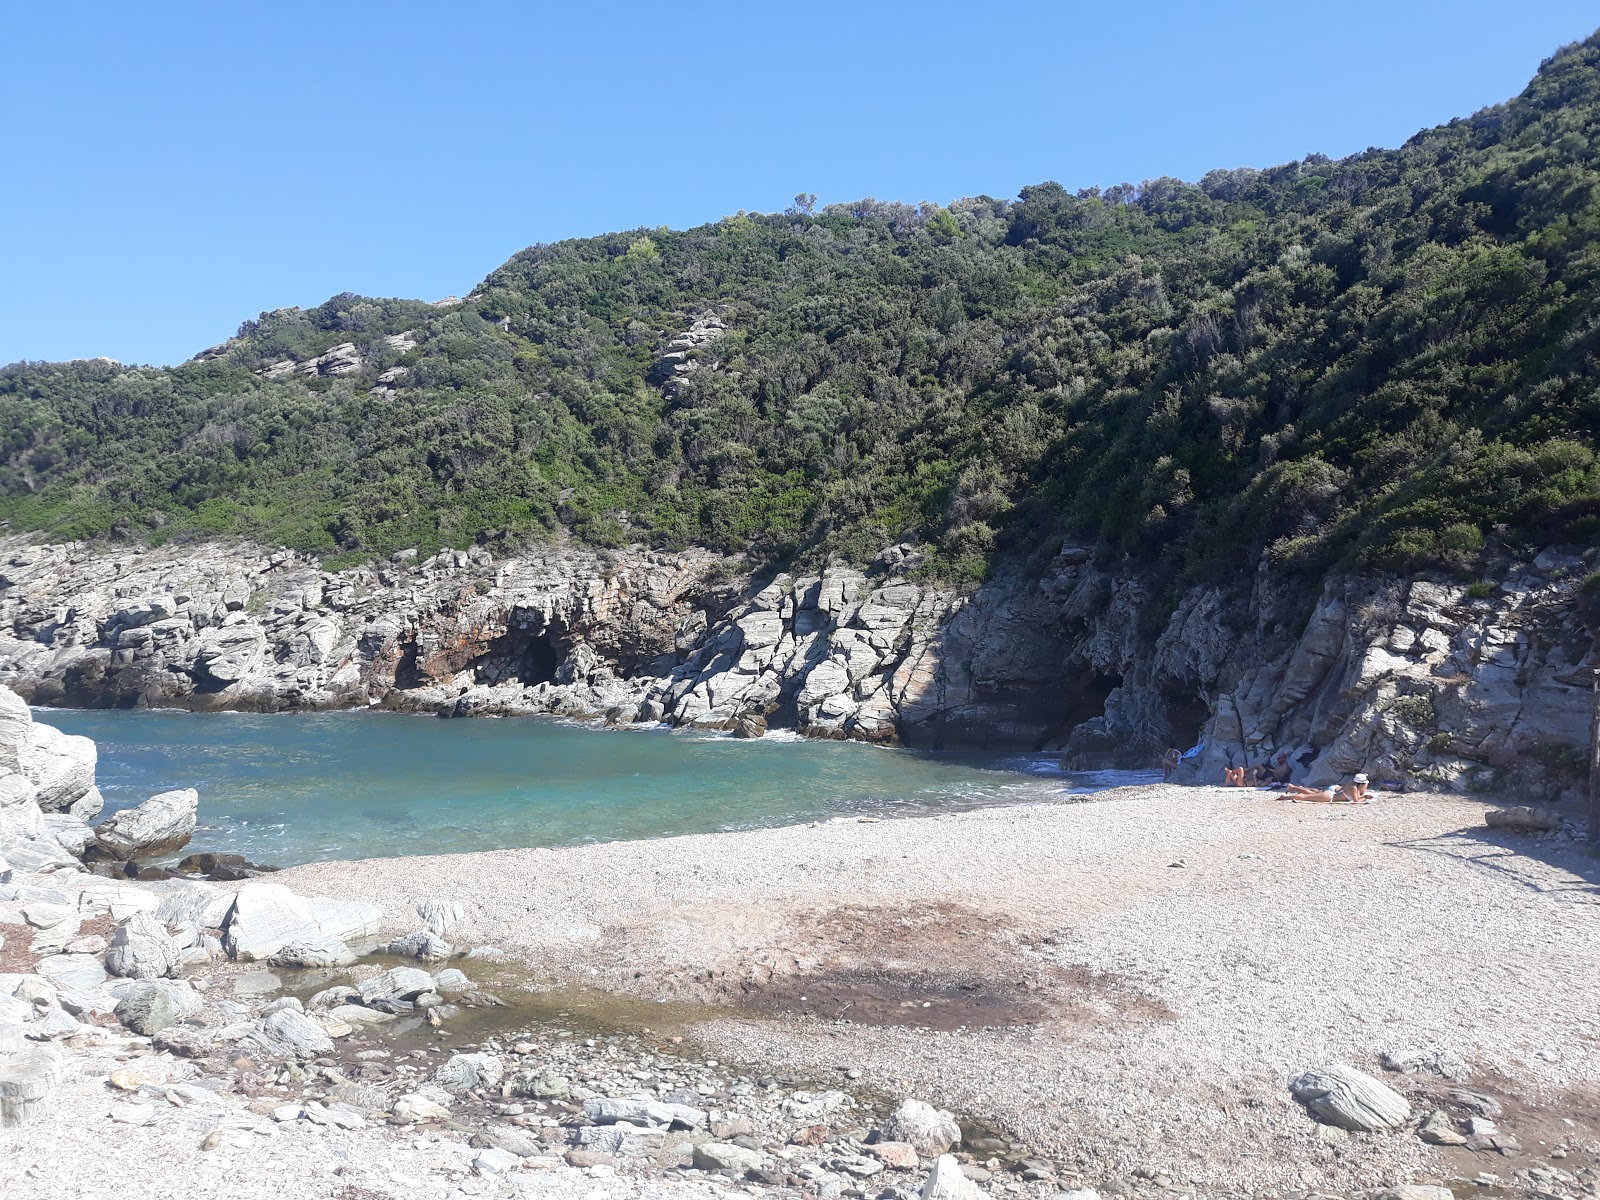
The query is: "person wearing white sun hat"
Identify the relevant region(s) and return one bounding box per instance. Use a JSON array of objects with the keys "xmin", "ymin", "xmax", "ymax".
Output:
[{"xmin": 1282, "ymin": 773, "xmax": 1372, "ymax": 804}]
